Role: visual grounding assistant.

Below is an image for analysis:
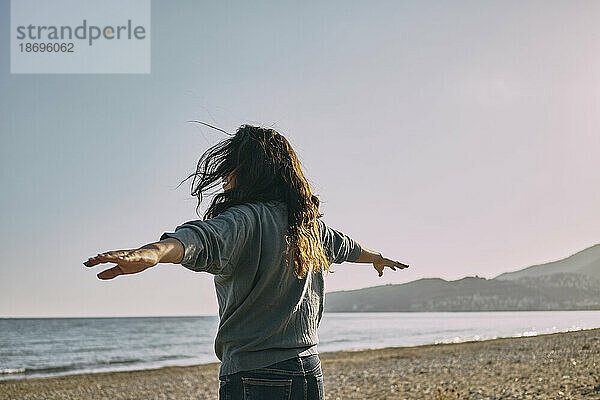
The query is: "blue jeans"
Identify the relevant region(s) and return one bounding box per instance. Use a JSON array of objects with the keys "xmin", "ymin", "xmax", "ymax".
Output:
[{"xmin": 218, "ymin": 354, "xmax": 324, "ymax": 400}]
